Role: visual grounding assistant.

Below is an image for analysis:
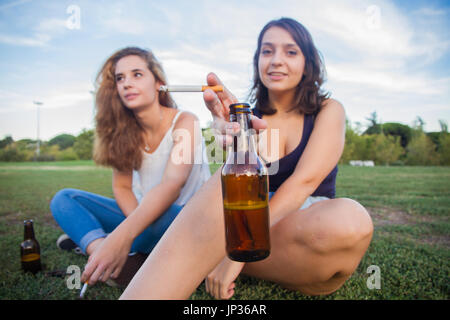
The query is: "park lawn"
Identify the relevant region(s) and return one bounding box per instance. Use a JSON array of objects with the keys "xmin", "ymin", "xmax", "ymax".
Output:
[{"xmin": 0, "ymin": 161, "xmax": 448, "ymax": 300}]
